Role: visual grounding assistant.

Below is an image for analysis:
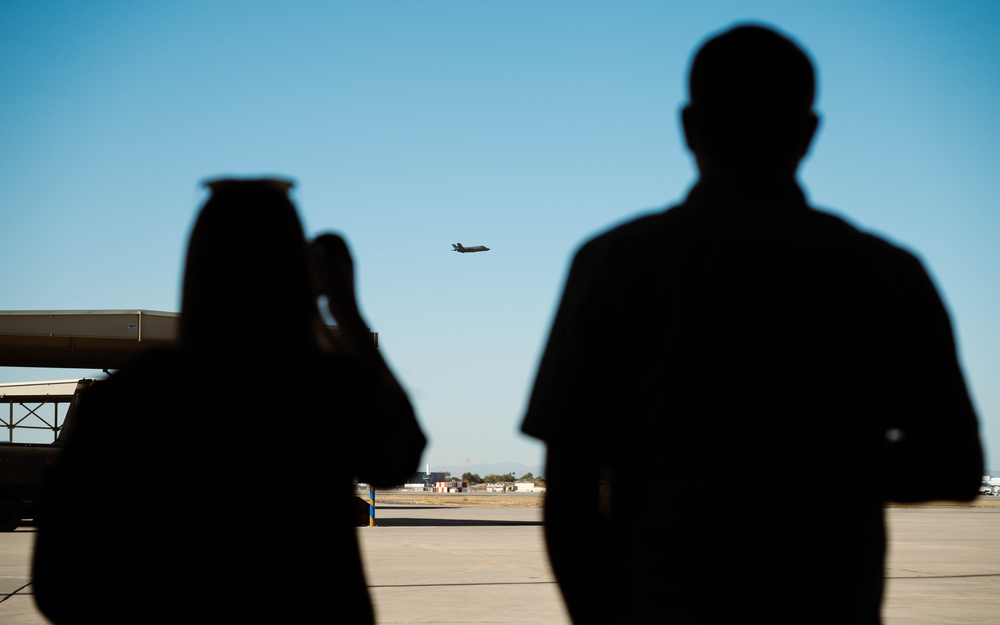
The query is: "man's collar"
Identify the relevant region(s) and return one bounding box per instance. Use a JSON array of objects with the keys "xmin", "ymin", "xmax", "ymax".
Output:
[{"xmin": 685, "ymin": 178, "xmax": 809, "ymax": 210}]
